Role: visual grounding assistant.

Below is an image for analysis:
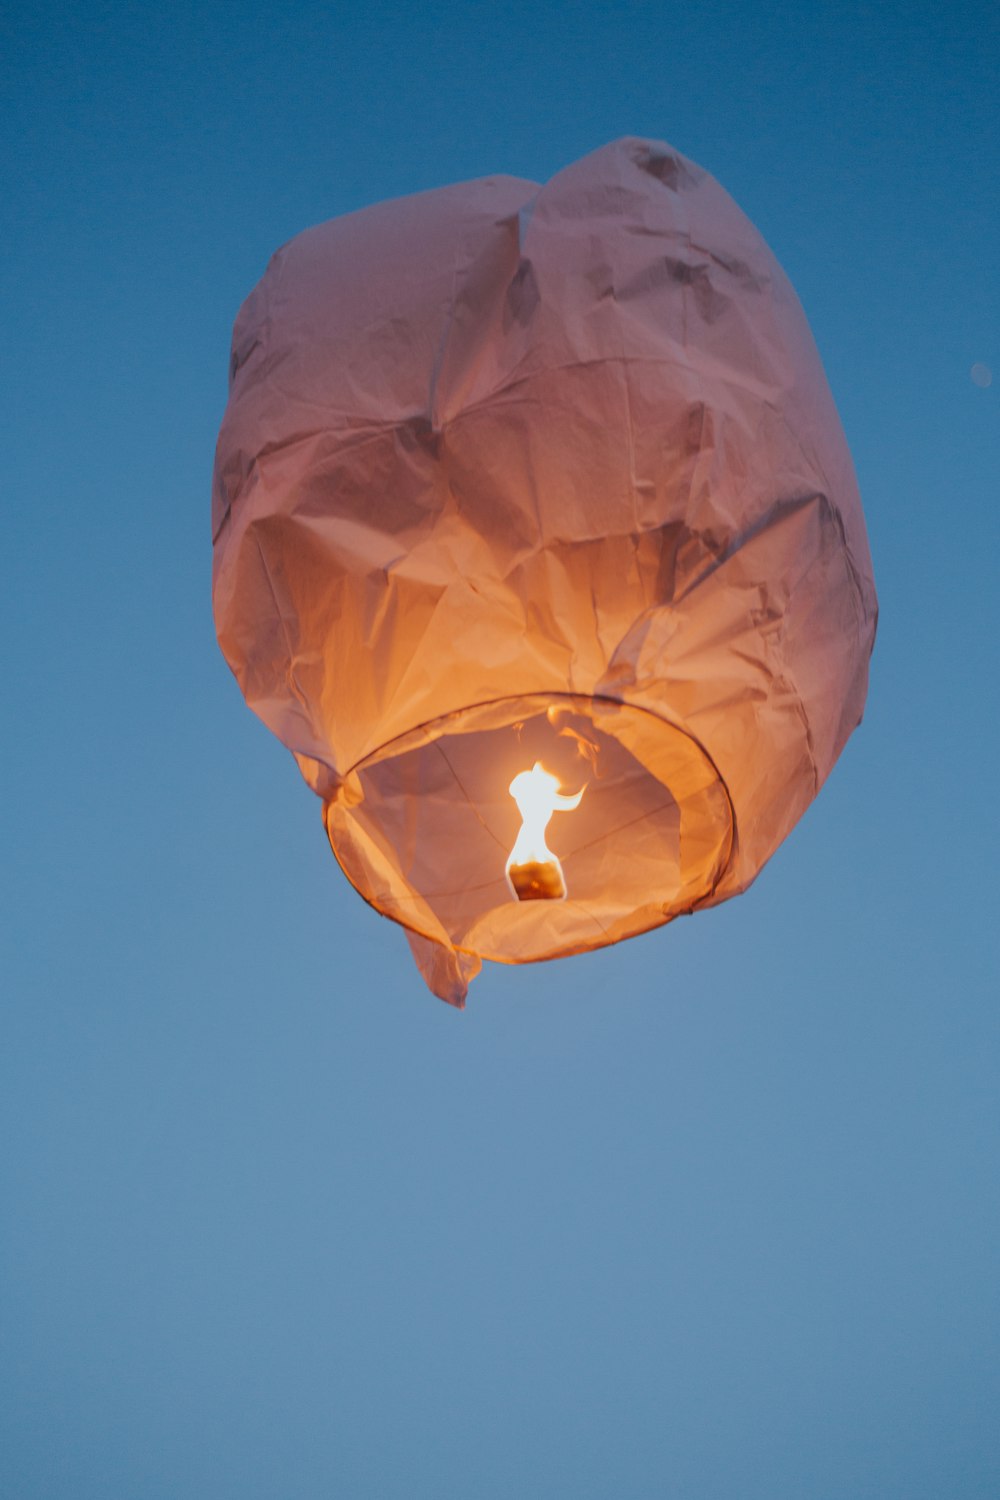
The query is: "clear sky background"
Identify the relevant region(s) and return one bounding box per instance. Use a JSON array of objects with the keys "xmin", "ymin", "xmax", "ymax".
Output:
[{"xmin": 2, "ymin": 2, "xmax": 998, "ymax": 1496}]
